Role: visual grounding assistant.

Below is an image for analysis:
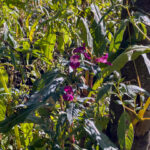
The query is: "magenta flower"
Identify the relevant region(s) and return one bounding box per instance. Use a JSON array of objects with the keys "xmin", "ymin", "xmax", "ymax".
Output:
[
  {"xmin": 73, "ymin": 44, "xmax": 91, "ymax": 60},
  {"xmin": 96, "ymin": 53, "xmax": 112, "ymax": 66},
  {"xmin": 64, "ymin": 86, "xmax": 73, "ymax": 93},
  {"xmin": 73, "ymin": 43, "xmax": 85, "ymax": 53},
  {"xmin": 70, "ymin": 55, "xmax": 80, "ymax": 69},
  {"xmin": 83, "ymin": 52, "xmax": 91, "ymax": 60},
  {"xmin": 63, "ymin": 86, "xmax": 74, "ymax": 101},
  {"xmin": 63, "ymin": 94, "xmax": 74, "ymax": 101}
]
